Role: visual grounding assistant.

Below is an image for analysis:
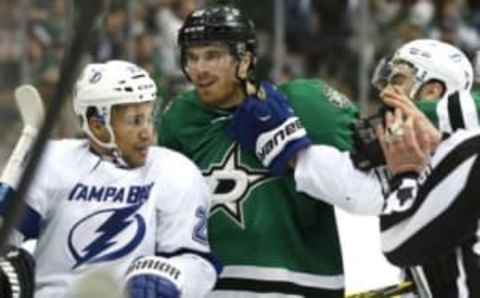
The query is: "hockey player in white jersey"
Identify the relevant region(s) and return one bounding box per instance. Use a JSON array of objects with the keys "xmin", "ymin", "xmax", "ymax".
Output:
[{"xmin": 0, "ymin": 60, "xmax": 221, "ymax": 298}]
